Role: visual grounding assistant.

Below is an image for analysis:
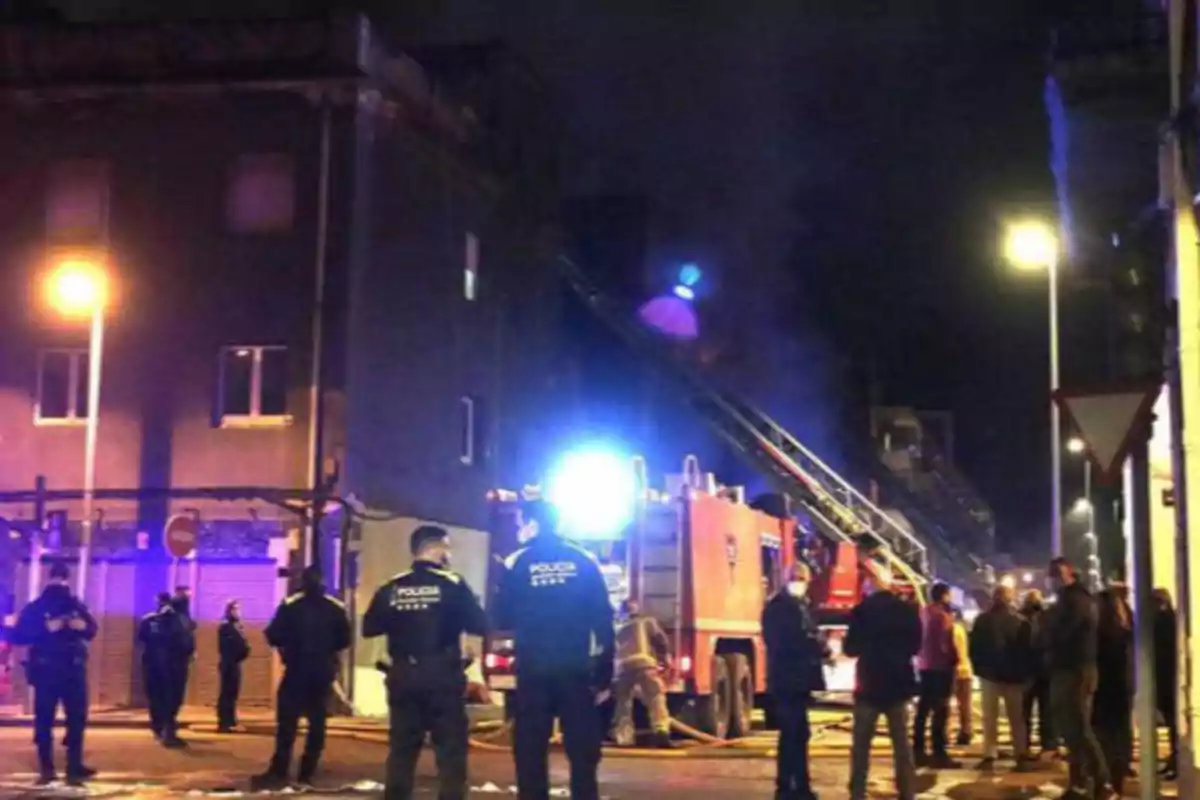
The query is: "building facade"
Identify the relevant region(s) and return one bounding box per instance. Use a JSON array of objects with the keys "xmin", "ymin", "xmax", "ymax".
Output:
[{"xmin": 0, "ymin": 14, "xmax": 562, "ymax": 708}]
